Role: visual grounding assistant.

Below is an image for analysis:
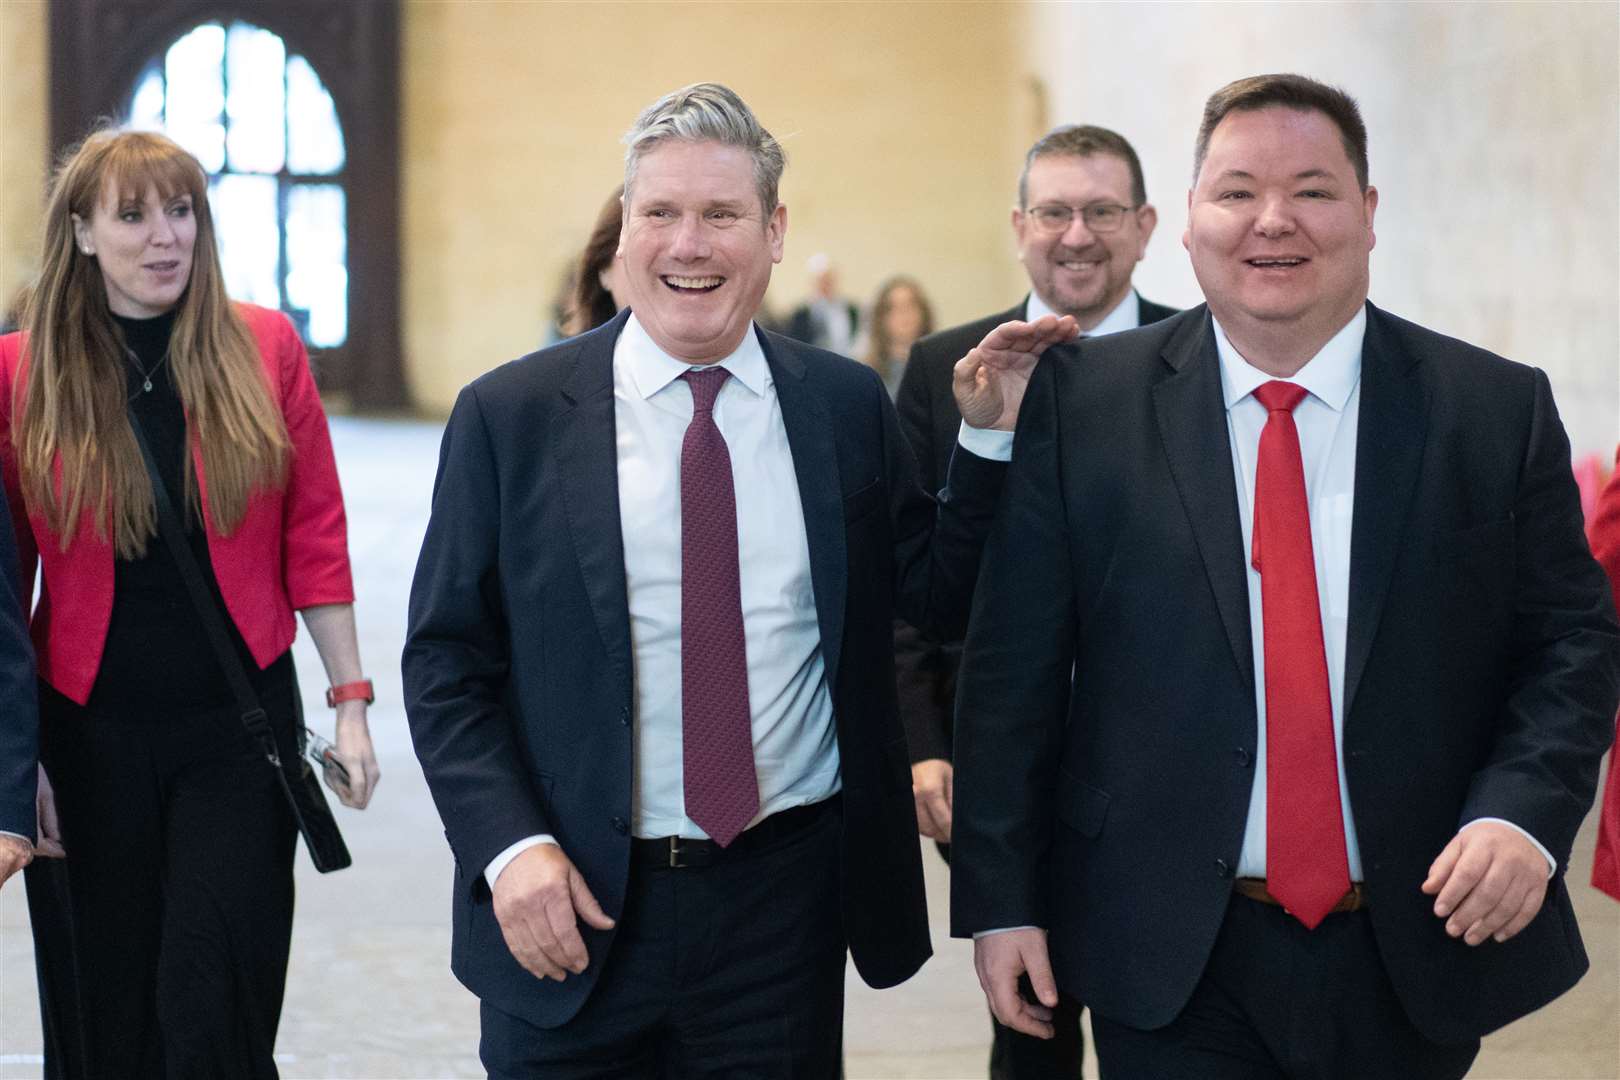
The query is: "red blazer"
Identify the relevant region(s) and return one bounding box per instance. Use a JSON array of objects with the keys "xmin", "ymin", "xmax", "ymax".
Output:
[
  {"xmin": 0, "ymin": 303, "xmax": 354, "ymax": 705},
  {"xmin": 1588, "ymin": 448, "xmax": 1620, "ymax": 901}
]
